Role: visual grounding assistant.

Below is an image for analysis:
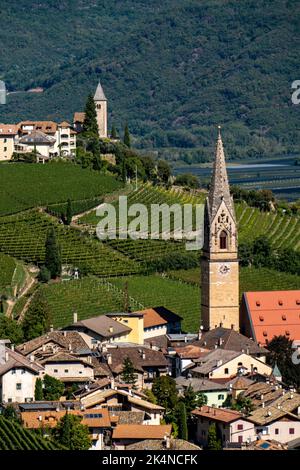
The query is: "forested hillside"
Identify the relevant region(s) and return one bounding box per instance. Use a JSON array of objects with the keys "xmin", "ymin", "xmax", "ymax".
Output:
[{"xmin": 0, "ymin": 0, "xmax": 299, "ymax": 160}]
